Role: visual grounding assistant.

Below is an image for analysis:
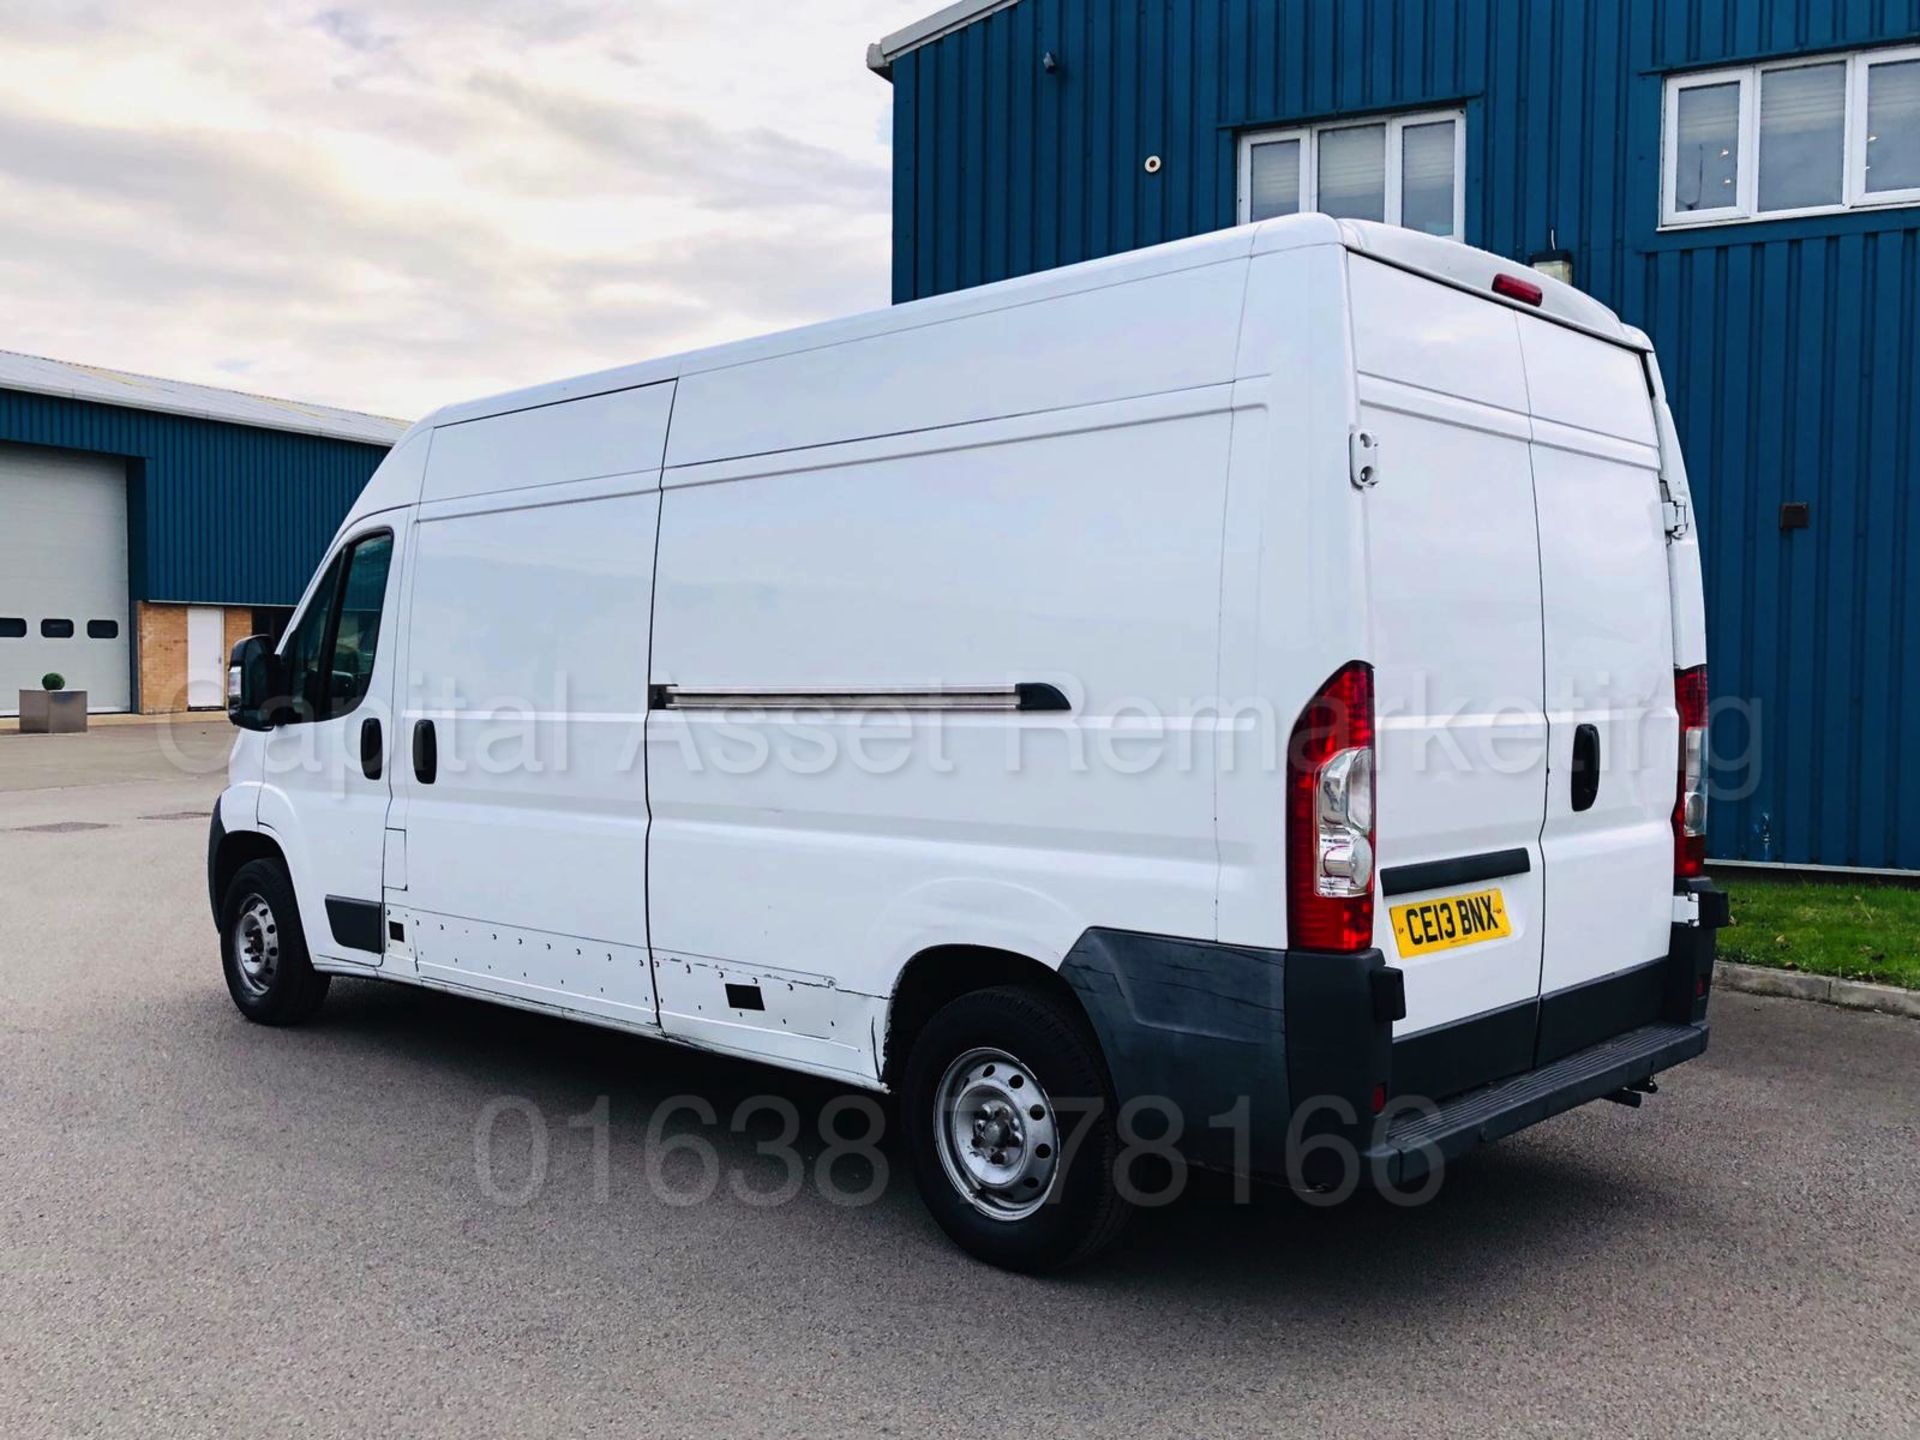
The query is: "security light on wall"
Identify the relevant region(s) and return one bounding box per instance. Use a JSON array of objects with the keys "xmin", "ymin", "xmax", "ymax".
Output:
[{"xmin": 1530, "ymin": 241, "xmax": 1575, "ymax": 288}]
